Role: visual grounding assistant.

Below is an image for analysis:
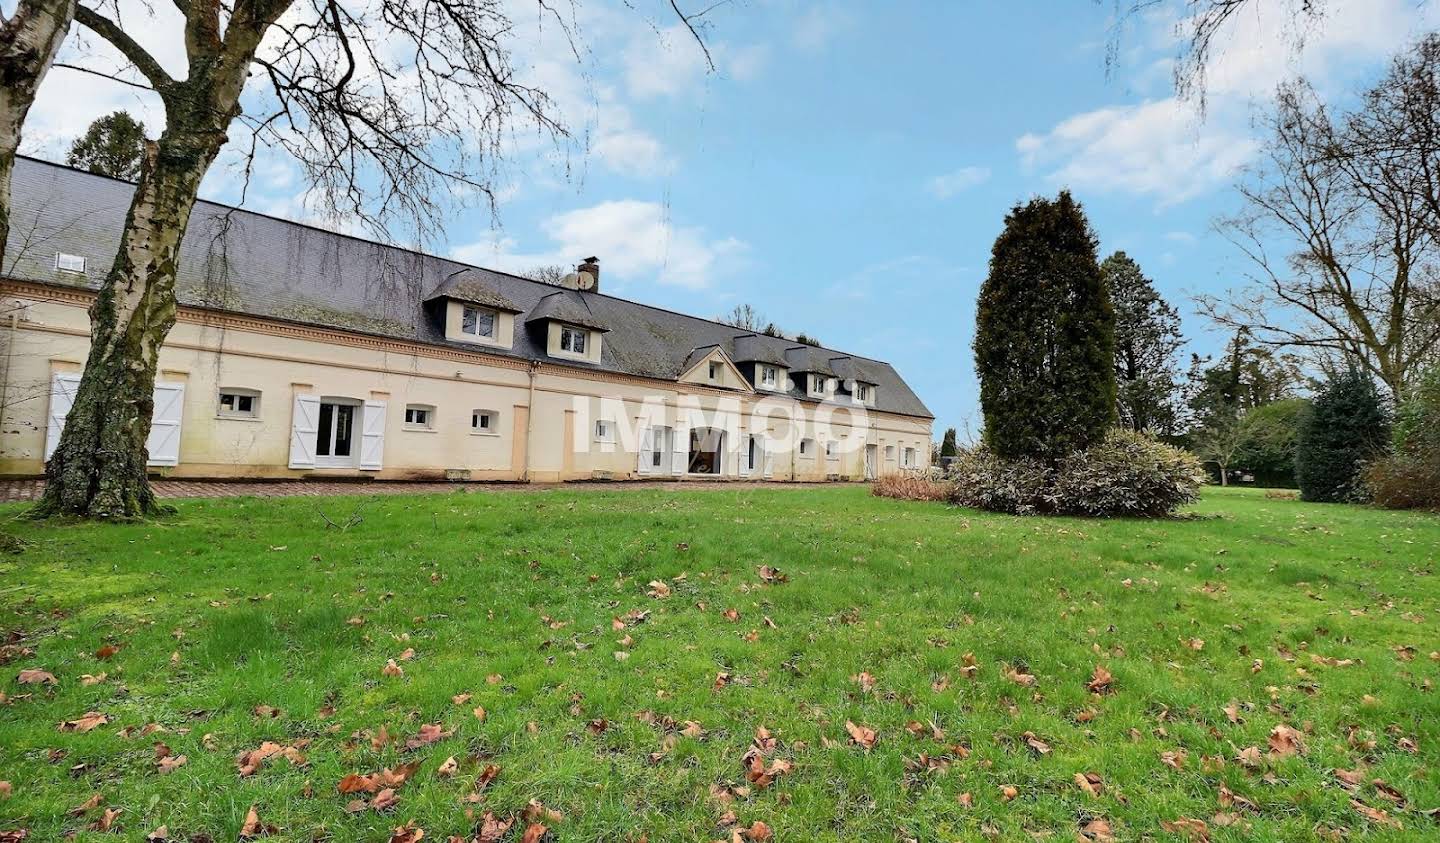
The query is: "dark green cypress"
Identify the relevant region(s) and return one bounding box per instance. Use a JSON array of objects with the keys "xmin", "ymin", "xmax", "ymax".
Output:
[
  {"xmin": 974, "ymin": 192, "xmax": 1117, "ymax": 461},
  {"xmin": 1295, "ymin": 365, "xmax": 1391, "ymax": 502}
]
